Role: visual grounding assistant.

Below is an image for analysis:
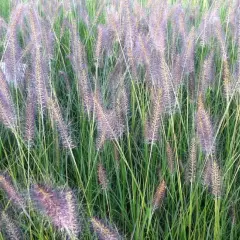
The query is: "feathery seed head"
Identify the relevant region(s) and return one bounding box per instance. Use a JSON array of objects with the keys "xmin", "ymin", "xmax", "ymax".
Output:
[
  {"xmin": 145, "ymin": 87, "xmax": 162, "ymax": 143},
  {"xmin": 187, "ymin": 137, "xmax": 197, "ymax": 183},
  {"xmin": 91, "ymin": 217, "xmax": 122, "ymax": 240},
  {"xmin": 196, "ymin": 96, "xmax": 215, "ymax": 155},
  {"xmin": 182, "ymin": 27, "xmax": 195, "ymax": 73},
  {"xmin": 97, "ymin": 163, "xmax": 108, "ymax": 190},
  {"xmin": 211, "ymin": 160, "xmax": 221, "ymax": 198},
  {"xmin": 47, "ymin": 97, "xmax": 75, "ymax": 149},
  {"xmin": 31, "ymin": 184, "xmax": 80, "ymax": 237},
  {"xmin": 0, "ymin": 173, "xmax": 25, "ymax": 209},
  {"xmin": 202, "ymin": 159, "xmax": 212, "ymax": 188},
  {"xmin": 1, "ymin": 212, "xmax": 22, "ymax": 240},
  {"xmin": 152, "ymin": 179, "xmax": 166, "ymax": 212},
  {"xmin": 166, "ymin": 142, "xmax": 174, "ymax": 173}
]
